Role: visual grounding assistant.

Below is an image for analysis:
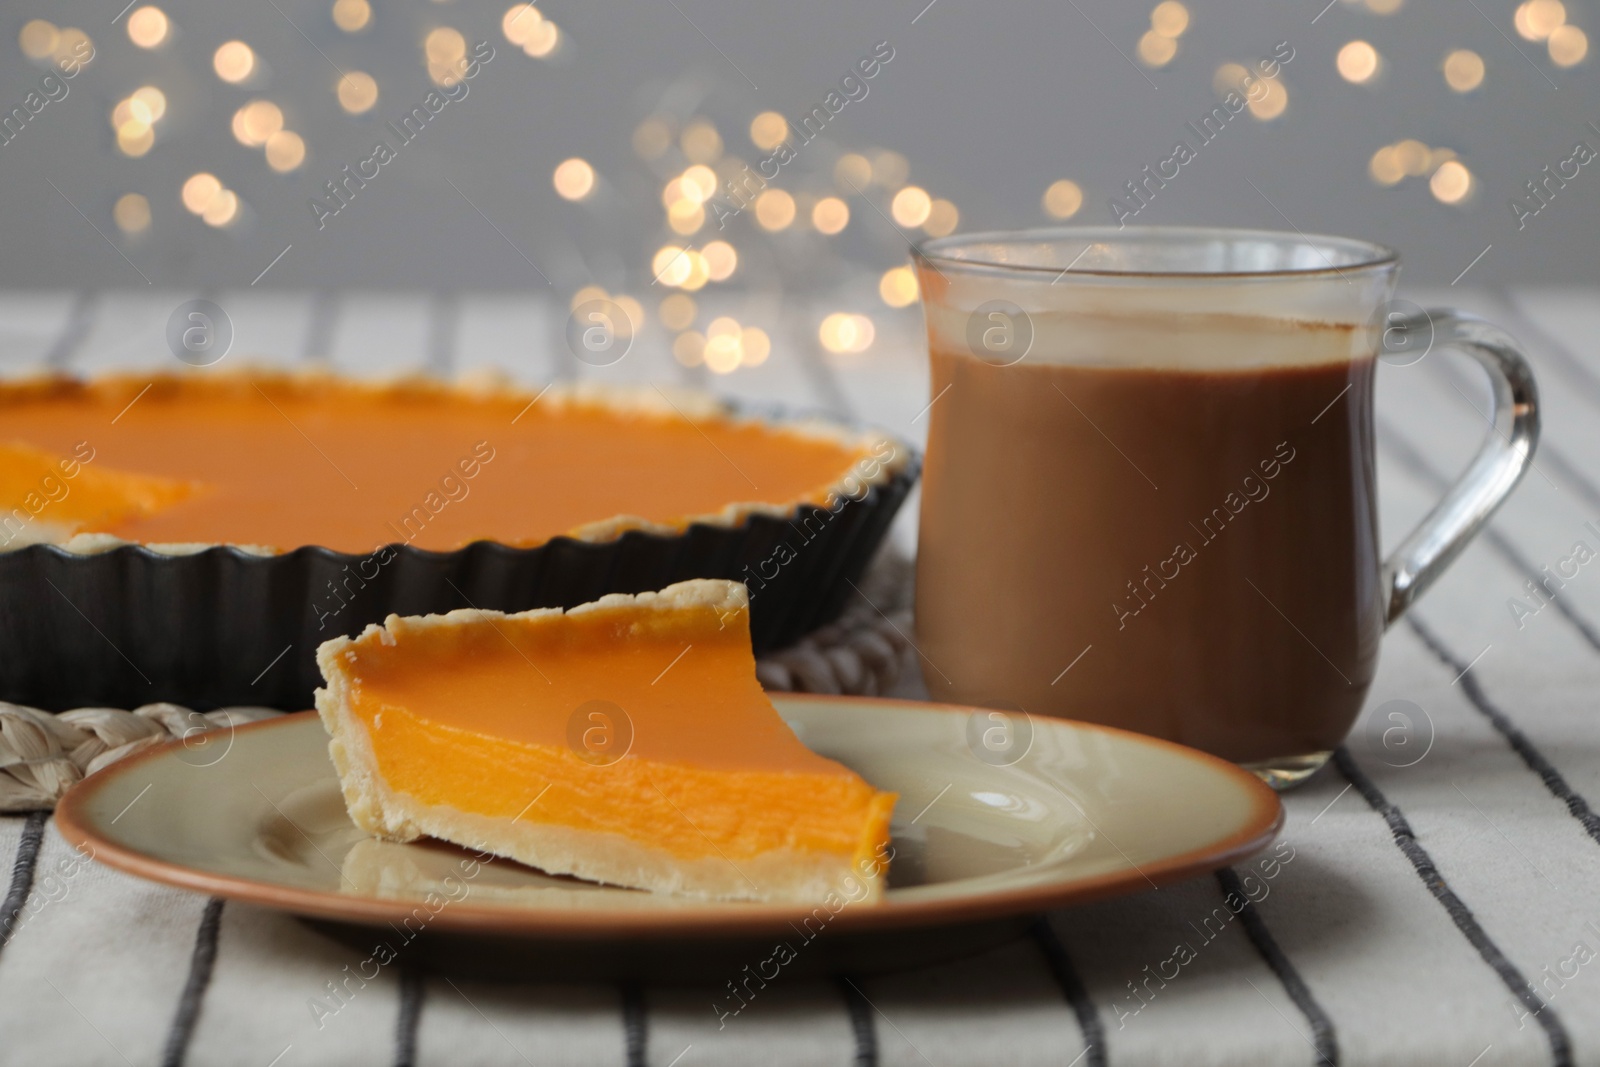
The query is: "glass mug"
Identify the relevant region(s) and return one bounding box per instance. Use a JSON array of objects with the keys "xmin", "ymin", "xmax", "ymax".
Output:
[{"xmin": 911, "ymin": 226, "xmax": 1539, "ymax": 787}]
